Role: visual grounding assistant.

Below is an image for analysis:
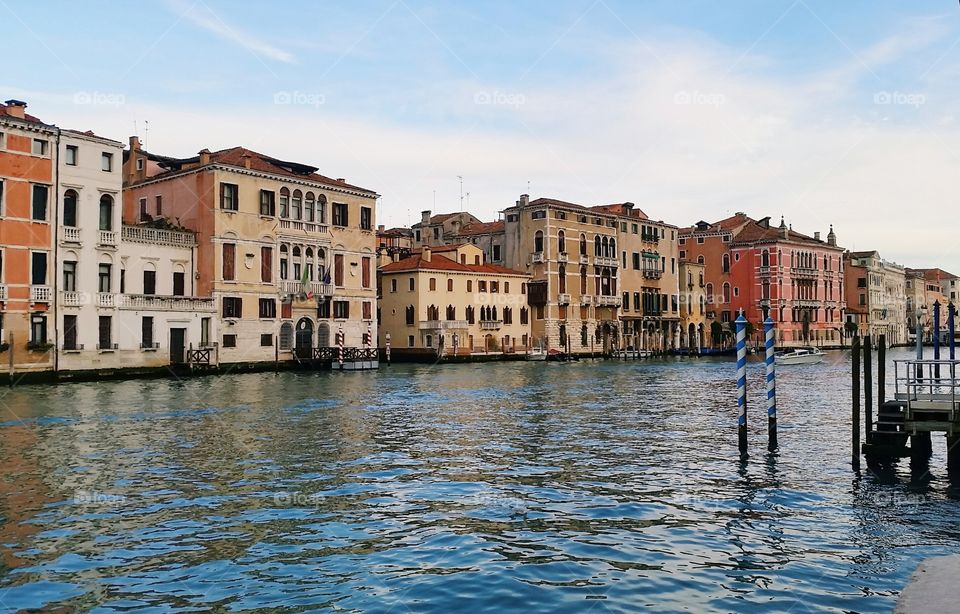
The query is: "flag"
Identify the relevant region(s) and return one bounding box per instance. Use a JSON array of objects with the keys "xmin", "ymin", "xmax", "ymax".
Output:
[
  {"xmin": 322, "ymin": 270, "xmax": 331, "ymax": 285},
  {"xmin": 300, "ymin": 265, "xmax": 310, "ymax": 288}
]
